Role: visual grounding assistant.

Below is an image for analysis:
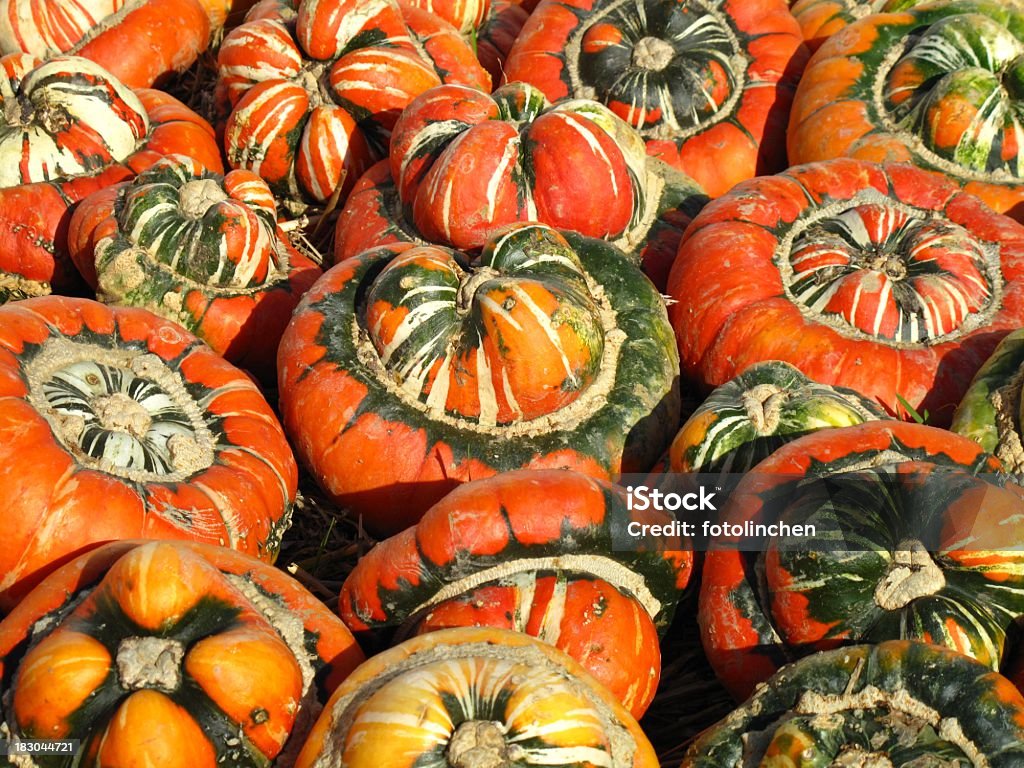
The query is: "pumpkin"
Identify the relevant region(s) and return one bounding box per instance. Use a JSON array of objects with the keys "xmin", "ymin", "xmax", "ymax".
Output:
[
  {"xmin": 216, "ymin": 0, "xmax": 489, "ymax": 211},
  {"xmin": 0, "ymin": 539, "xmax": 365, "ymax": 766},
  {"xmin": 0, "ymin": 53, "xmax": 223, "ymax": 299},
  {"xmin": 682, "ymin": 640, "xmax": 1024, "ymax": 767},
  {"xmin": 476, "ymin": 0, "xmax": 531, "ymax": 85},
  {"xmin": 339, "ymin": 469, "xmax": 691, "ymax": 717},
  {"xmin": 294, "ymin": 627, "xmax": 659, "ymax": 768},
  {"xmin": 952, "ymin": 328, "xmax": 1024, "ymax": 480},
  {"xmin": 699, "ymin": 419, "xmax": 1024, "ymax": 701},
  {"xmin": 403, "ymin": 0, "xmax": 489, "ymax": 34},
  {"xmin": 501, "ymin": 0, "xmax": 808, "ymax": 197},
  {"xmin": 789, "ymin": 0, "xmax": 919, "ymax": 51},
  {"xmin": 0, "ymin": 296, "xmax": 297, "ymax": 610},
  {"xmin": 67, "ymin": 154, "xmax": 322, "ymax": 383},
  {"xmin": 670, "ymin": 360, "xmax": 886, "ymax": 474},
  {"xmin": 667, "ymin": 159, "xmax": 1024, "ymax": 425},
  {"xmin": 334, "ymin": 81, "xmax": 707, "ymax": 289},
  {"xmin": 278, "ymin": 222, "xmax": 680, "ymax": 535},
  {"xmin": 788, "ymin": 0, "xmax": 1024, "ymax": 222},
  {"xmin": 0, "ymin": 0, "xmax": 210, "ymax": 88}
]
